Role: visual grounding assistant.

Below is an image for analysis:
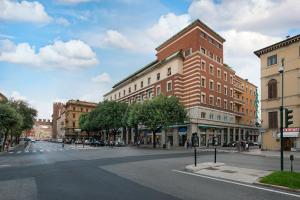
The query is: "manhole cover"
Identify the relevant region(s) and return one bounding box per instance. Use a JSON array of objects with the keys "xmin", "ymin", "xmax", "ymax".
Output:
[{"xmin": 221, "ymin": 170, "xmax": 236, "ymax": 173}]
